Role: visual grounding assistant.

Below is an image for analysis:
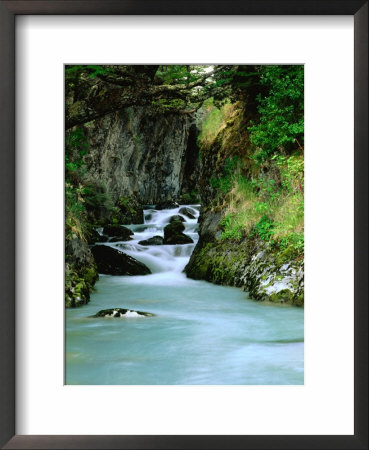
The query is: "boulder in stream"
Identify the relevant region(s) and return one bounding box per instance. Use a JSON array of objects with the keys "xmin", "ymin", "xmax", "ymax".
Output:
[
  {"xmin": 87, "ymin": 228, "xmax": 109, "ymax": 244},
  {"xmin": 178, "ymin": 207, "xmax": 195, "ymax": 219},
  {"xmin": 169, "ymin": 215, "xmax": 186, "ymax": 223},
  {"xmin": 91, "ymin": 245, "xmax": 151, "ymax": 275},
  {"xmin": 92, "ymin": 308, "xmax": 155, "ymax": 318},
  {"xmin": 138, "ymin": 236, "xmax": 164, "ymax": 246},
  {"xmin": 103, "ymin": 225, "xmax": 133, "ymax": 241},
  {"xmin": 163, "ymin": 221, "xmax": 194, "ymax": 245}
]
